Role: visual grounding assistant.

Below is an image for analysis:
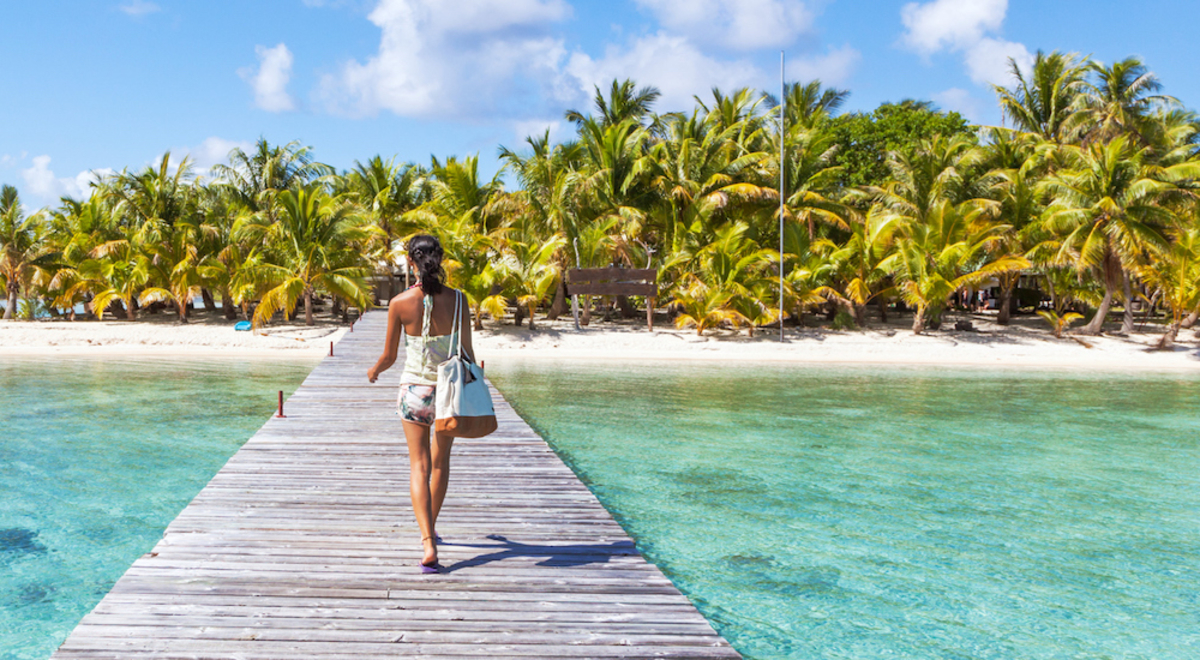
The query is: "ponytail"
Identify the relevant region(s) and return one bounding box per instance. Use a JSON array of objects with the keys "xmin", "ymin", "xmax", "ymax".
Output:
[{"xmin": 406, "ymin": 234, "xmax": 445, "ymax": 296}]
